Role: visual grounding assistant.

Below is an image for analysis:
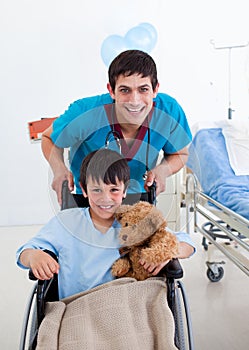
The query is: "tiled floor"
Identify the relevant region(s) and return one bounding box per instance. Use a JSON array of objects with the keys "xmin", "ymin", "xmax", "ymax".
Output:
[{"xmin": 1, "ymin": 213, "xmax": 248, "ymax": 349}]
